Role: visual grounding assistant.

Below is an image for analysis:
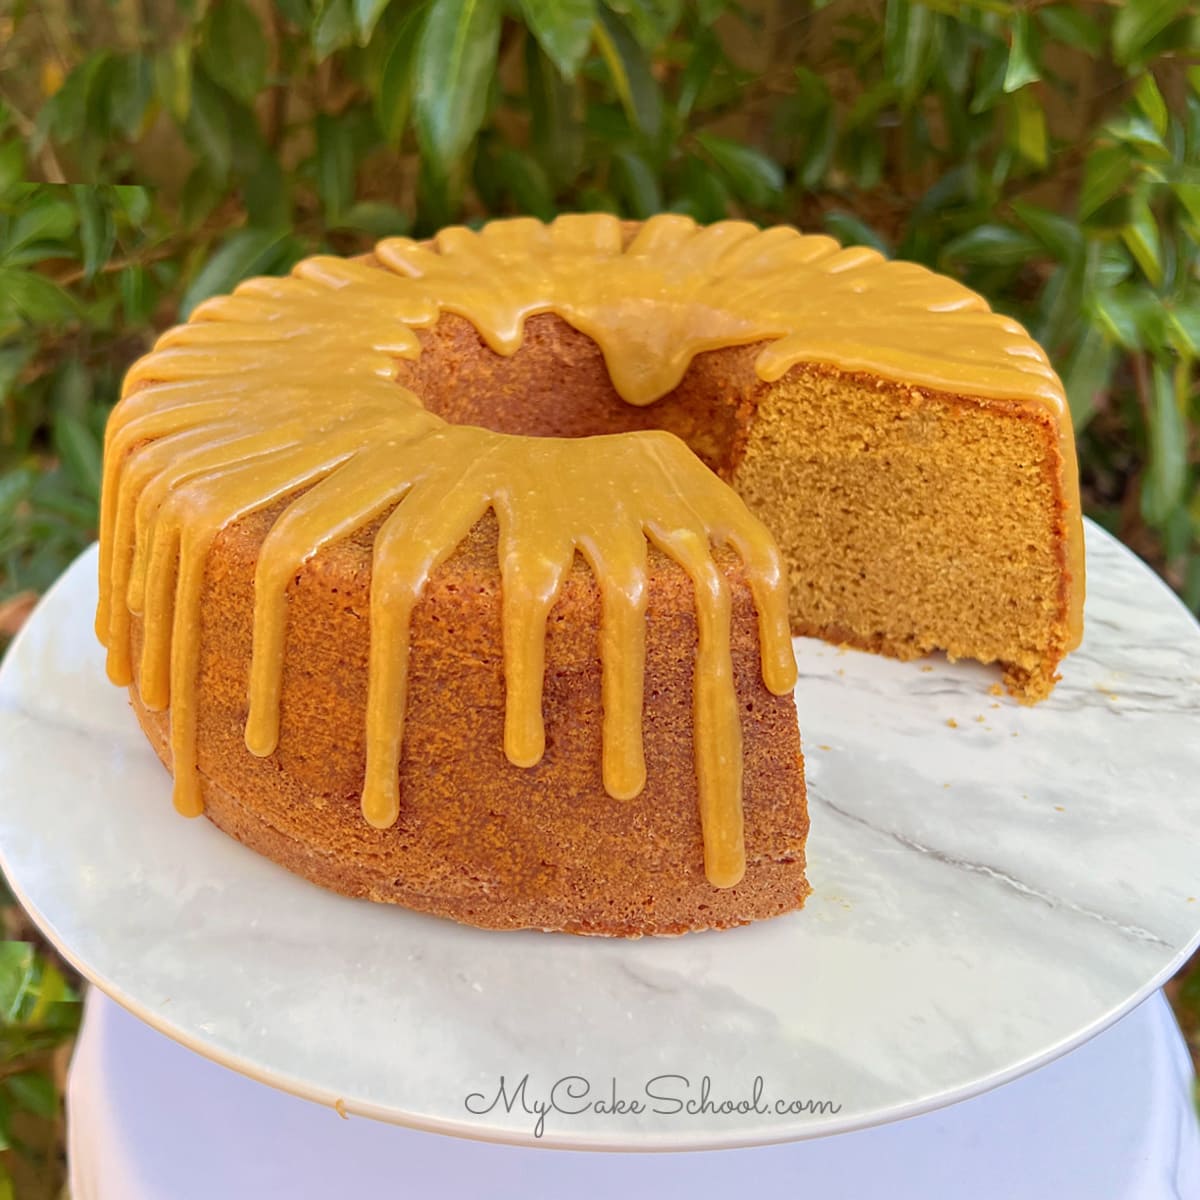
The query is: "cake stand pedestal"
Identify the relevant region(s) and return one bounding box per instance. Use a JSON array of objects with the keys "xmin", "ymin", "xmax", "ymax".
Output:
[{"xmin": 68, "ymin": 987, "xmax": 1198, "ymax": 1200}]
